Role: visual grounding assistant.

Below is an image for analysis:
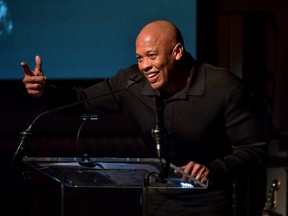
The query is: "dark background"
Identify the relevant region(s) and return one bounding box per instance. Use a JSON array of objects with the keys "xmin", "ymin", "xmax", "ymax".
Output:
[{"xmin": 0, "ymin": 0, "xmax": 287, "ymax": 215}]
